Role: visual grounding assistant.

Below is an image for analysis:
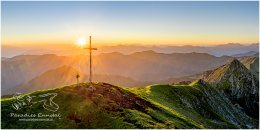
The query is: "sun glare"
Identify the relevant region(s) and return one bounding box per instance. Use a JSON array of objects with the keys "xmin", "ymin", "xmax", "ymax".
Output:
[{"xmin": 77, "ymin": 38, "xmax": 86, "ymax": 47}]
